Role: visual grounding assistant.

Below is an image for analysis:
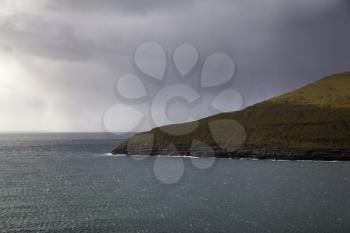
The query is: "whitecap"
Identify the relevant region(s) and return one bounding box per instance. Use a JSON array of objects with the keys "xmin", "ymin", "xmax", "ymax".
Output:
[{"xmin": 101, "ymin": 153, "xmax": 127, "ymax": 157}]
